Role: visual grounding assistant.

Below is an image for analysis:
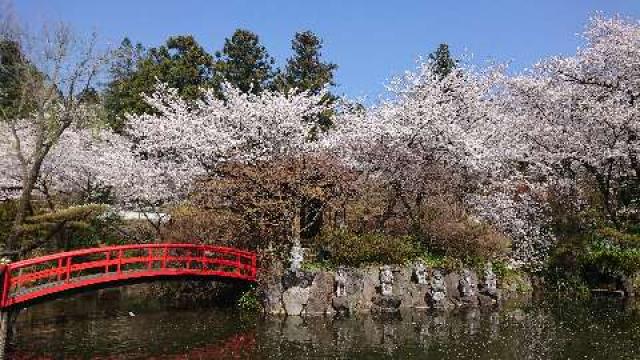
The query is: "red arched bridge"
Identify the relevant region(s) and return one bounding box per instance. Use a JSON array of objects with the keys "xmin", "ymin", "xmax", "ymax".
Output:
[{"xmin": 0, "ymin": 244, "xmax": 257, "ymax": 308}]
